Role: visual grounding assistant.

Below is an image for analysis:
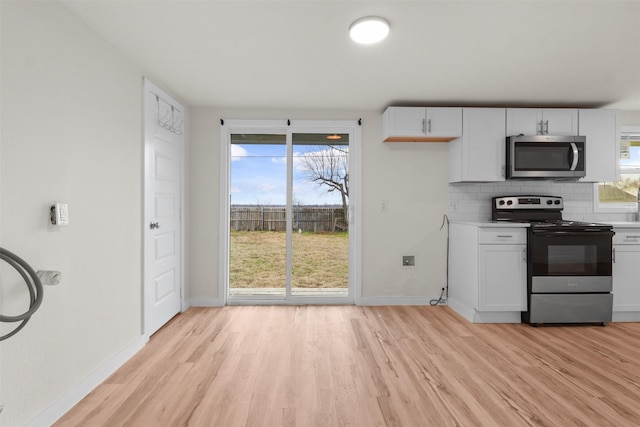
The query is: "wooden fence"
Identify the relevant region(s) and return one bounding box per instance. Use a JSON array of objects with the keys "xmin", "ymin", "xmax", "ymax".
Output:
[{"xmin": 230, "ymin": 205, "xmax": 347, "ymax": 232}]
